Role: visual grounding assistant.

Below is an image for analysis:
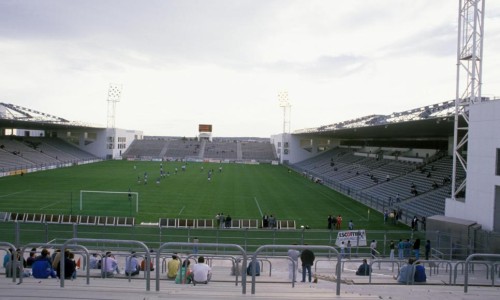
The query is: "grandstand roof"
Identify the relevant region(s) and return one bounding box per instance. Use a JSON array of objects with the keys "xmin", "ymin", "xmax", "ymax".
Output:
[
  {"xmin": 293, "ymin": 99, "xmax": 476, "ymax": 140},
  {"xmin": 0, "ymin": 102, "xmax": 104, "ymax": 131}
]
